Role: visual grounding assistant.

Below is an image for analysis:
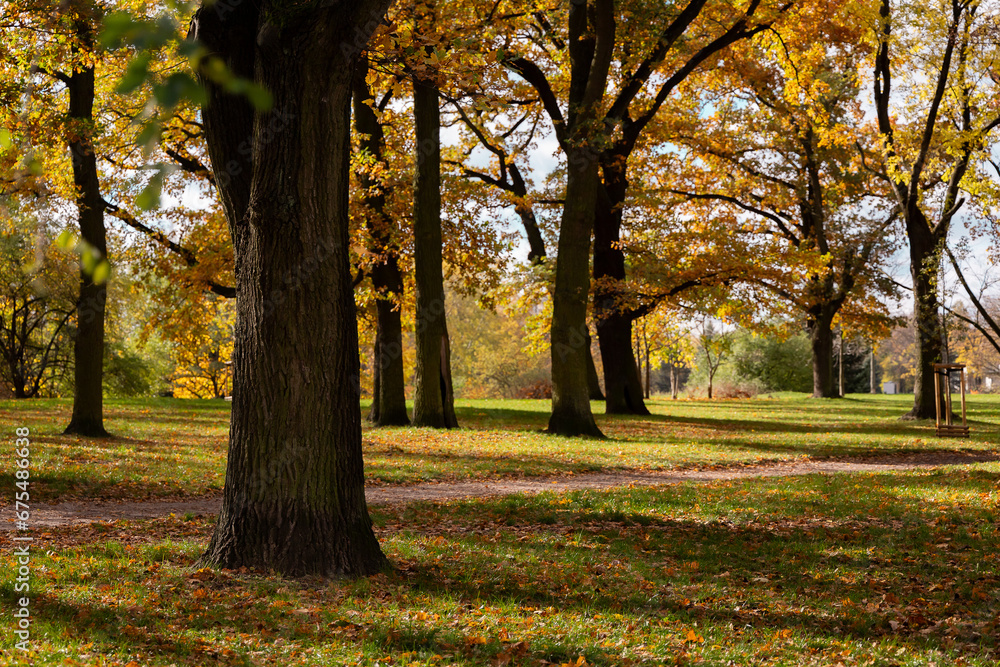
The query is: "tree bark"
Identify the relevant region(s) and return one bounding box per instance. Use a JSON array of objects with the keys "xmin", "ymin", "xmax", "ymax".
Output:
[
  {"xmin": 411, "ymin": 78, "xmax": 458, "ymax": 429},
  {"xmin": 545, "ymin": 0, "xmax": 613, "ymax": 438},
  {"xmin": 906, "ymin": 230, "xmax": 943, "ymax": 419},
  {"xmin": 353, "ymin": 62, "xmax": 409, "ymax": 427},
  {"xmin": 870, "ymin": 346, "xmax": 876, "ymax": 393},
  {"xmin": 593, "ymin": 159, "xmax": 649, "ymax": 415},
  {"xmin": 837, "ymin": 329, "xmax": 844, "ymax": 397},
  {"xmin": 193, "ymin": 0, "xmax": 390, "ymax": 577},
  {"xmin": 644, "ymin": 338, "xmax": 651, "ymax": 399},
  {"xmin": 585, "ymin": 330, "xmax": 604, "ymax": 400},
  {"xmin": 548, "ymin": 142, "xmax": 604, "ymax": 437},
  {"xmin": 808, "ymin": 309, "xmax": 837, "ymax": 398},
  {"xmin": 64, "ymin": 30, "xmax": 109, "ymax": 438},
  {"xmin": 596, "ymin": 313, "xmax": 649, "ymax": 414}
]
